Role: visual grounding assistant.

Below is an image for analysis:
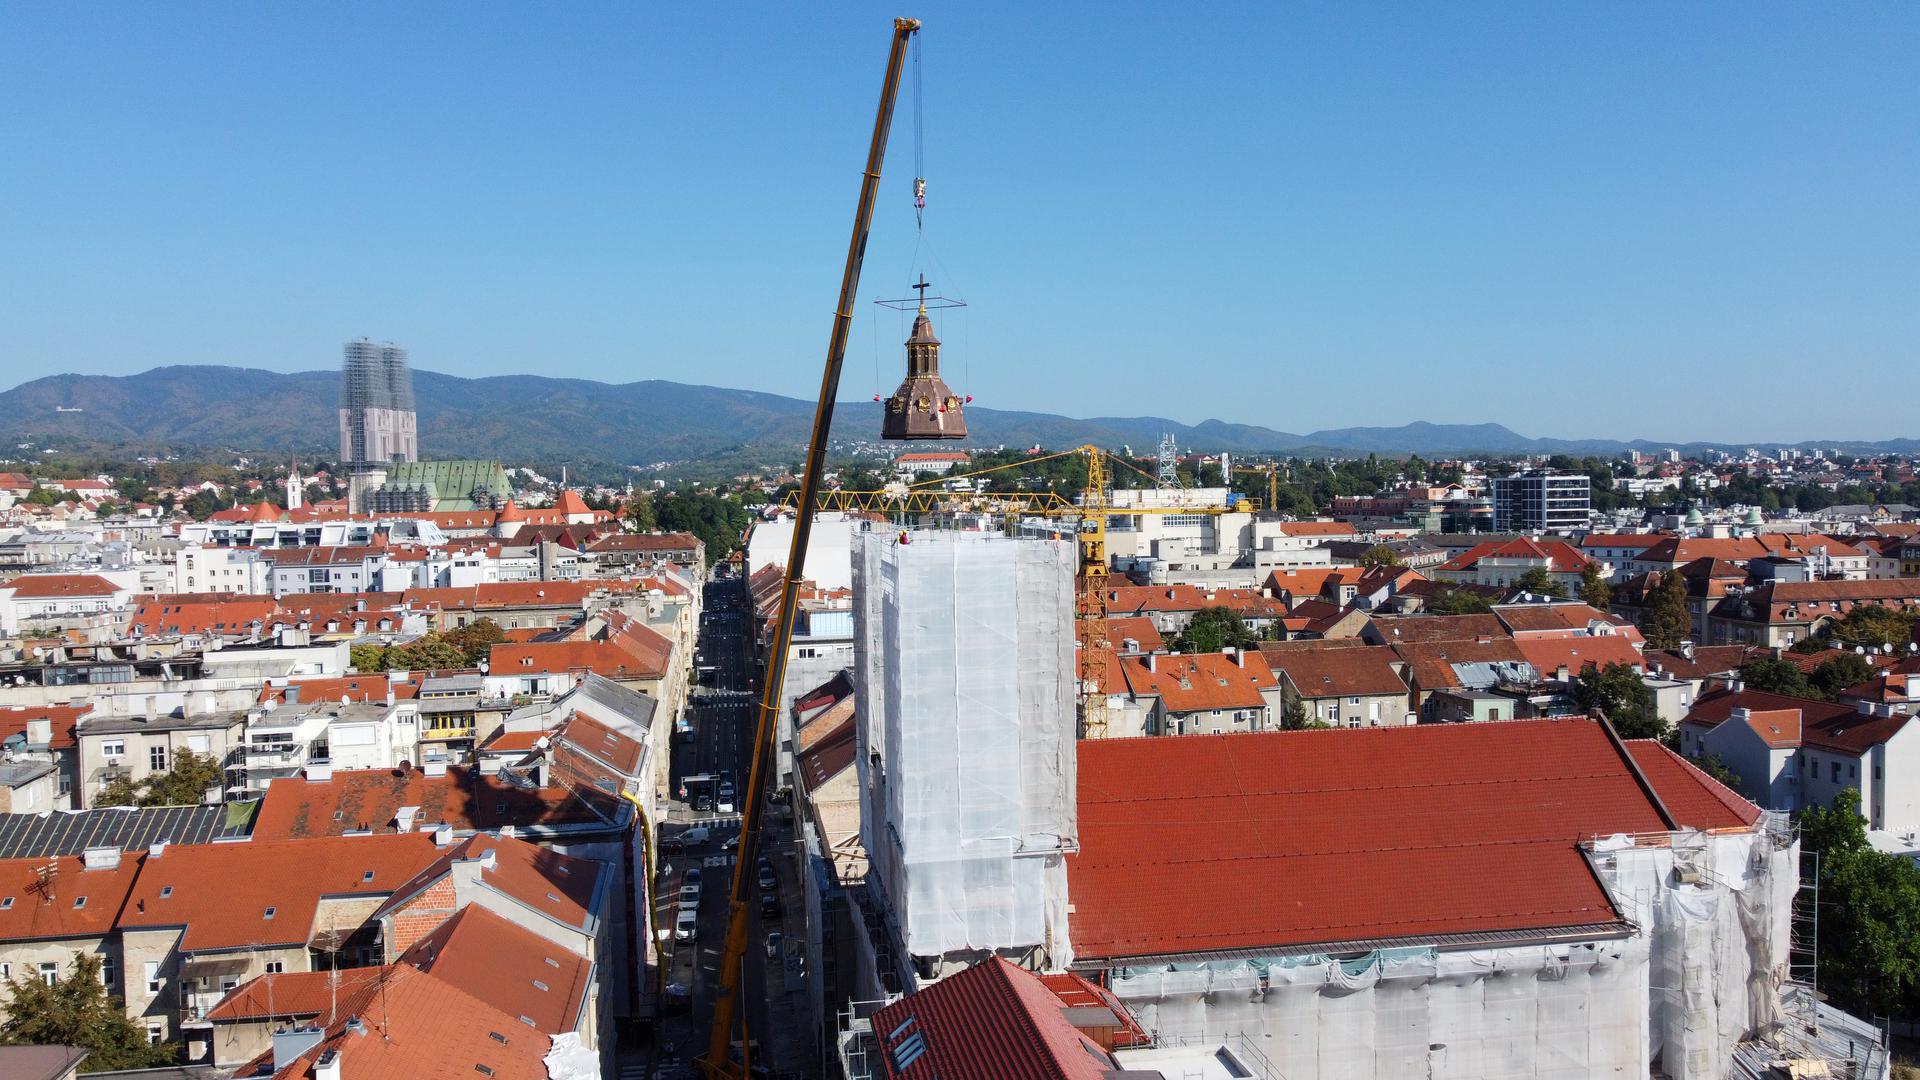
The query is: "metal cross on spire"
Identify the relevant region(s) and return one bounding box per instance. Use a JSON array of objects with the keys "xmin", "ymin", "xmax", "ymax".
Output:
[{"xmin": 912, "ymin": 274, "xmax": 931, "ymax": 311}]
